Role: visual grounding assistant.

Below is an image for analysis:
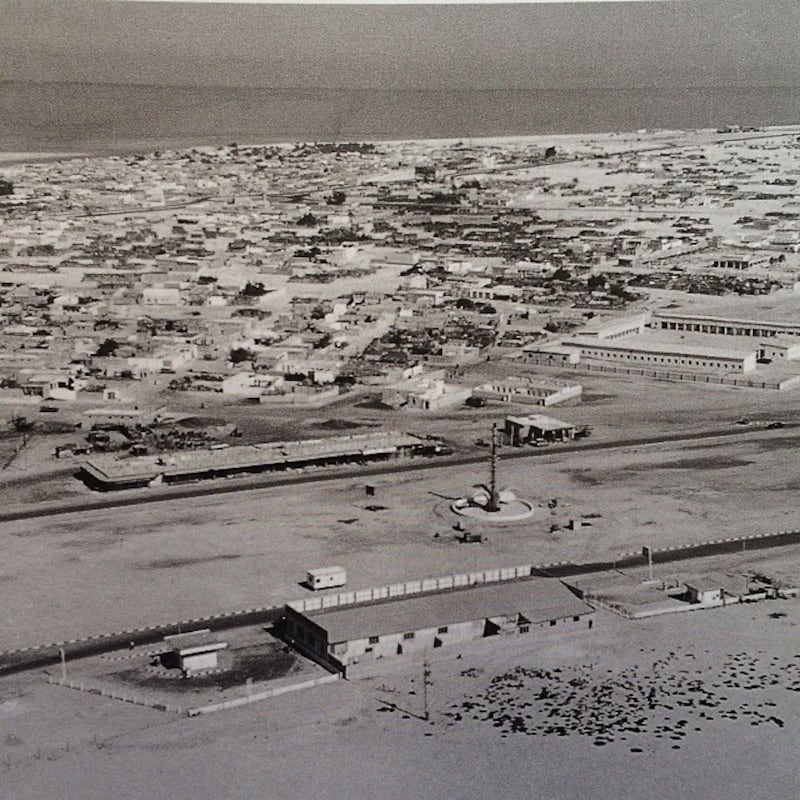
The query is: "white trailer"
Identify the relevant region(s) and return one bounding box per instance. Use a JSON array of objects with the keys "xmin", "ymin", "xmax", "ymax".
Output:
[{"xmin": 306, "ymin": 566, "xmax": 347, "ymax": 590}]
